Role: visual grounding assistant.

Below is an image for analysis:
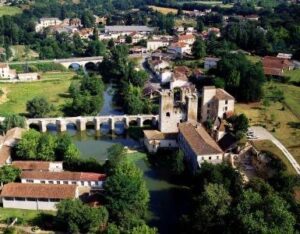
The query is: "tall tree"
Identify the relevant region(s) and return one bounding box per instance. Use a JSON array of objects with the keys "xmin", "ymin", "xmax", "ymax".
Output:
[
  {"xmin": 0, "ymin": 114, "xmax": 26, "ymax": 133},
  {"xmin": 26, "ymin": 97, "xmax": 53, "ymax": 118},
  {"xmin": 192, "ymin": 38, "xmax": 206, "ymax": 59},
  {"xmin": 0, "ymin": 165, "xmax": 21, "ymax": 186}
]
